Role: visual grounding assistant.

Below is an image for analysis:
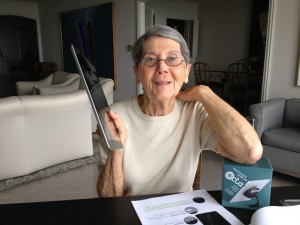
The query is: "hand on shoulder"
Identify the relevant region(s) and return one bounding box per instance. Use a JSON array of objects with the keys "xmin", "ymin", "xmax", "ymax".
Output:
[{"xmin": 177, "ymin": 85, "xmax": 214, "ymax": 103}]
